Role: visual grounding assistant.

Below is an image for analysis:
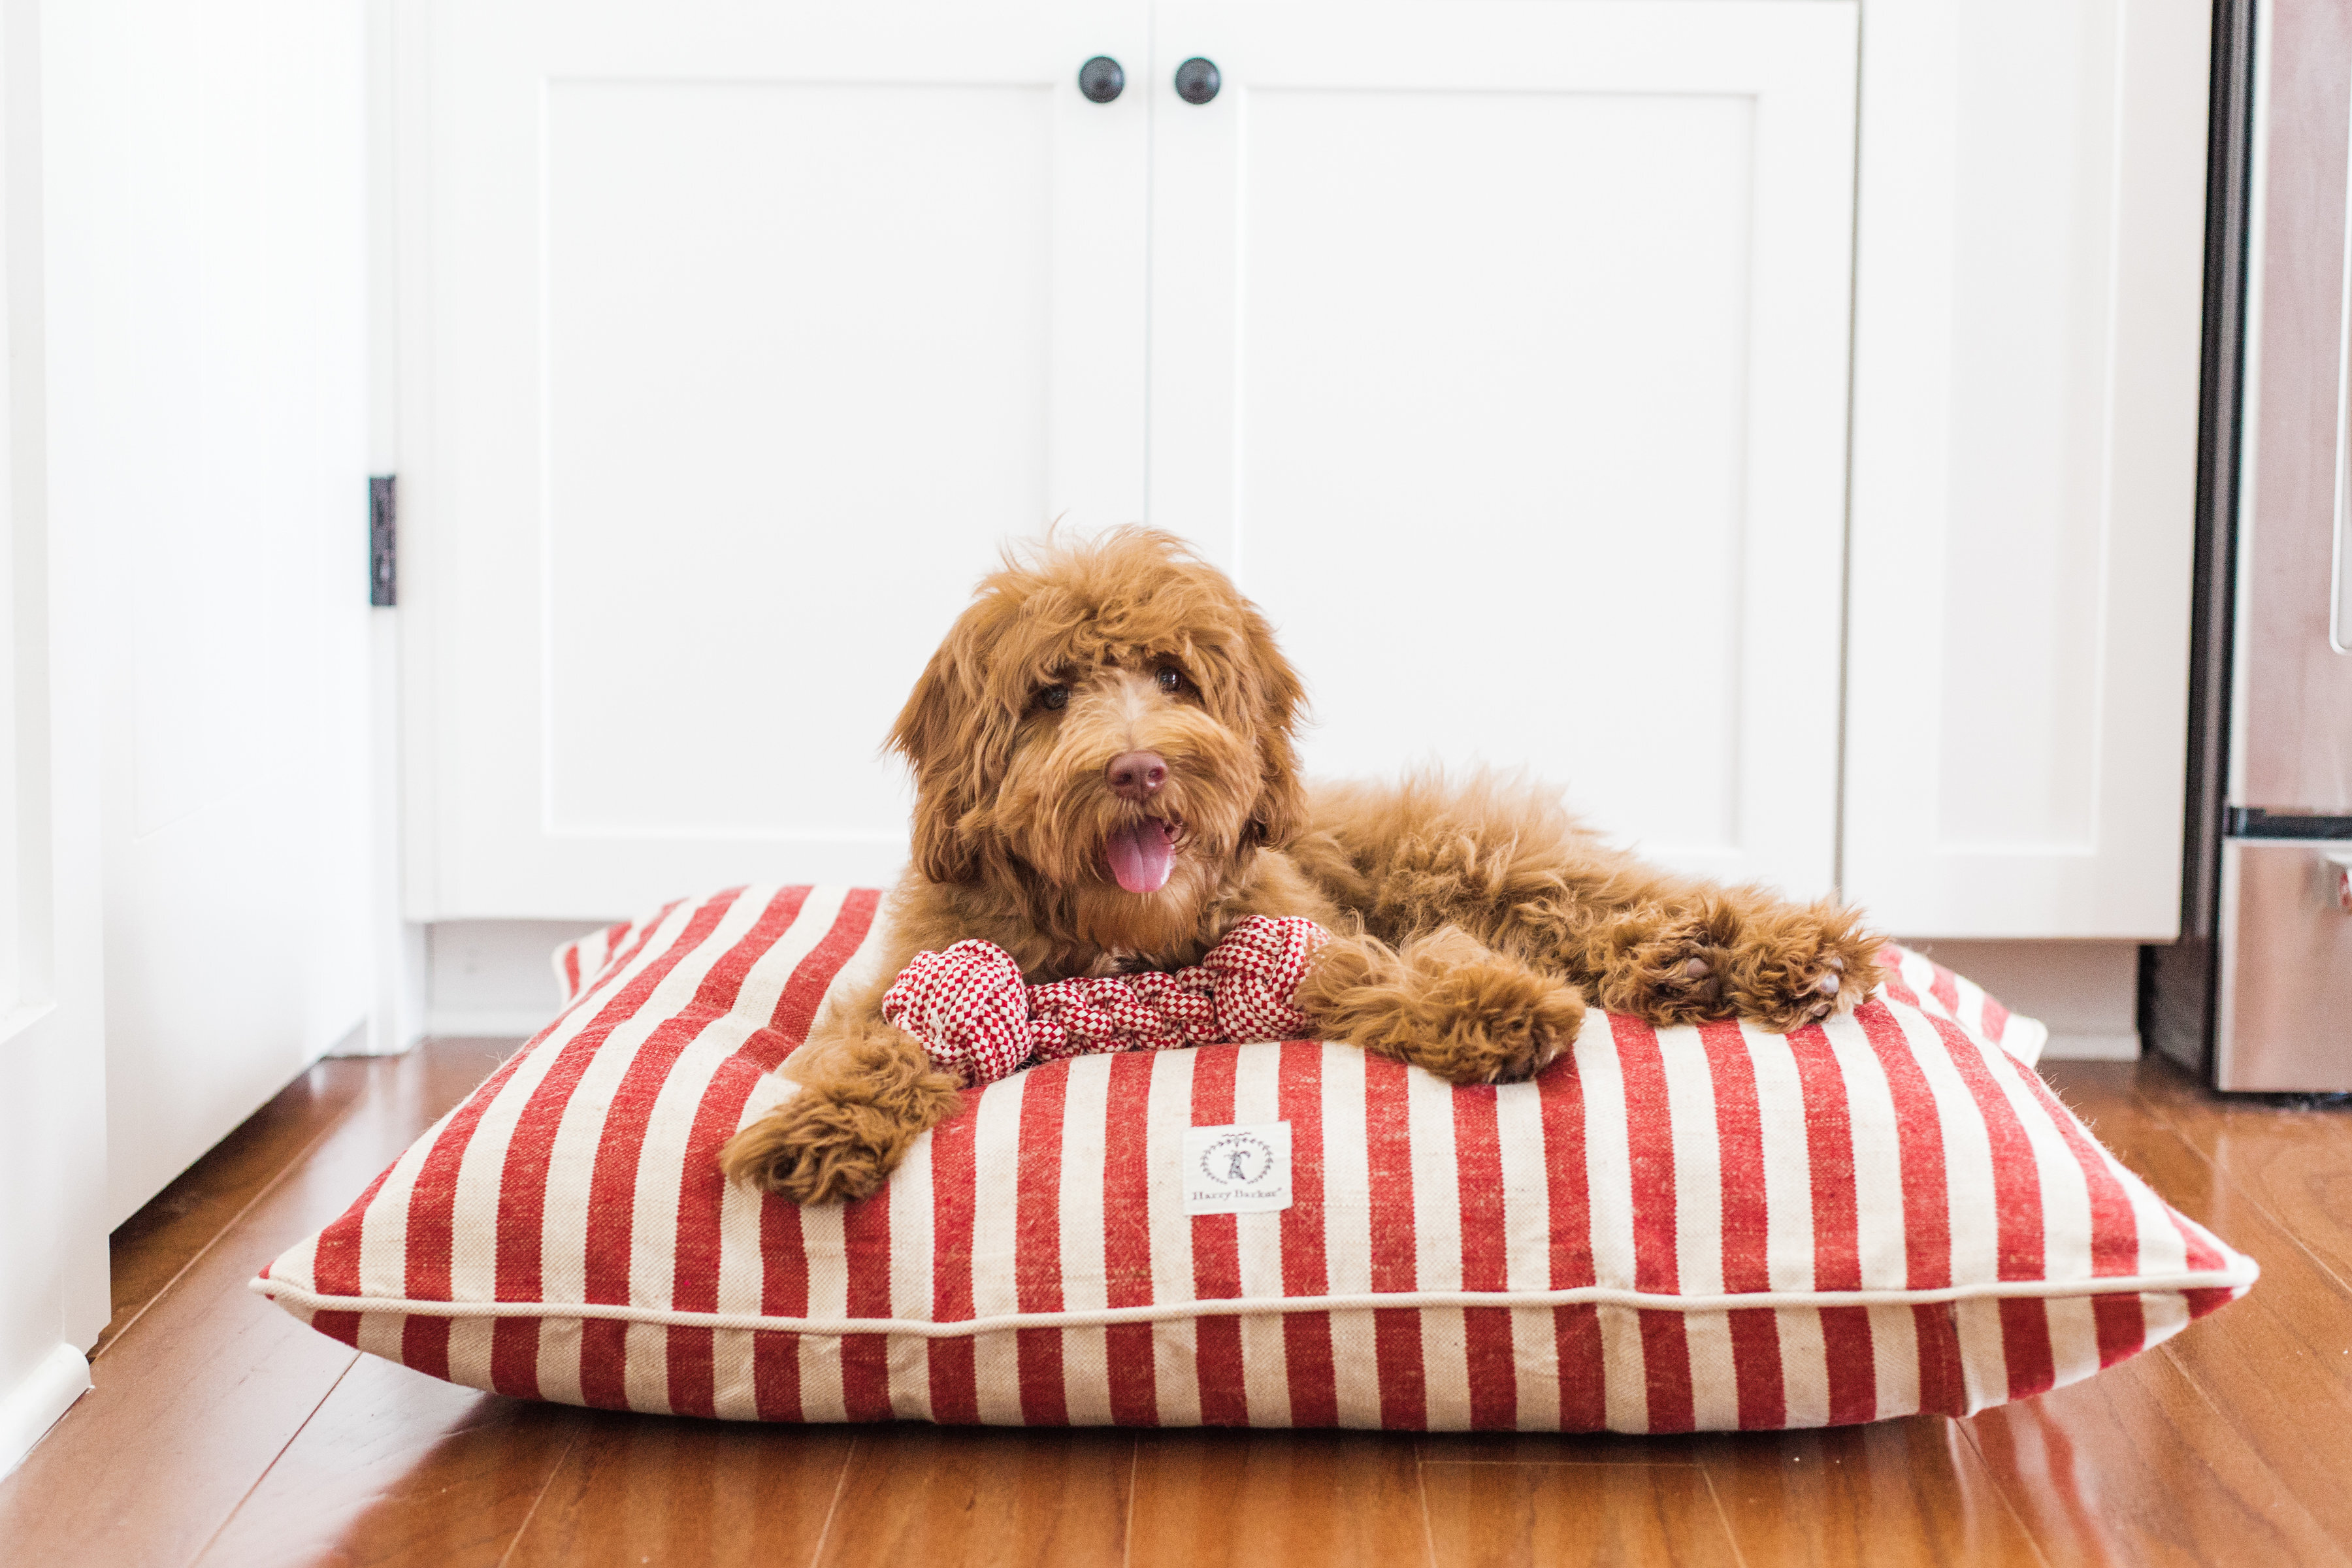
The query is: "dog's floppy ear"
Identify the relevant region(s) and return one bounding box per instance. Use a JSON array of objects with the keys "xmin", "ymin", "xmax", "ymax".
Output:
[
  {"xmin": 888, "ymin": 629, "xmax": 1008, "ymax": 885},
  {"xmin": 1236, "ymin": 603, "xmax": 1309, "ymax": 848}
]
